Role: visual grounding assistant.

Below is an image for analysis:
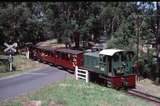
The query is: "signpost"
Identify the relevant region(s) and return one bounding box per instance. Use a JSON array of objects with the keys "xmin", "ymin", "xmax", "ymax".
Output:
[{"xmin": 4, "ymin": 42, "xmax": 17, "ymax": 71}]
